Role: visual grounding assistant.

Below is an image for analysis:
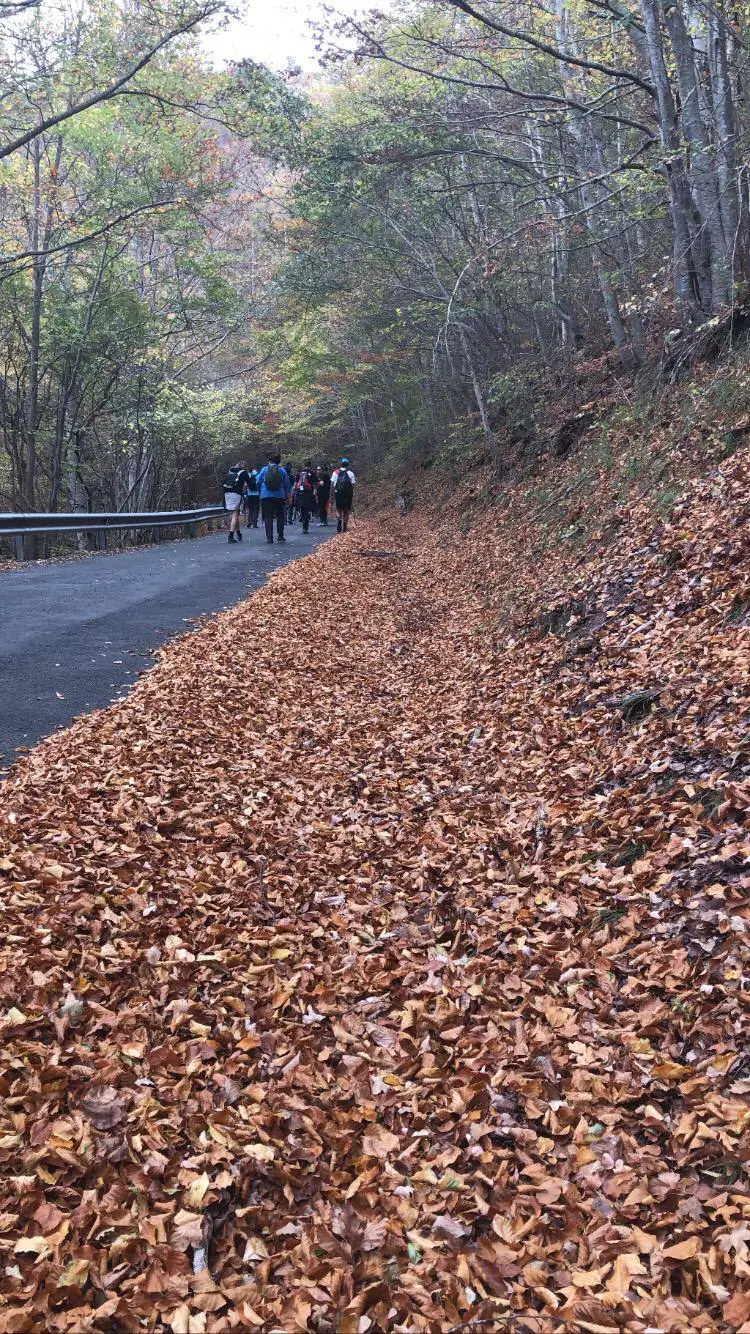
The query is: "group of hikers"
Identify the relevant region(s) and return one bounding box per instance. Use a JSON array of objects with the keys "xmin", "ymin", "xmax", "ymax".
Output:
[{"xmin": 221, "ymin": 455, "xmax": 357, "ymax": 545}]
